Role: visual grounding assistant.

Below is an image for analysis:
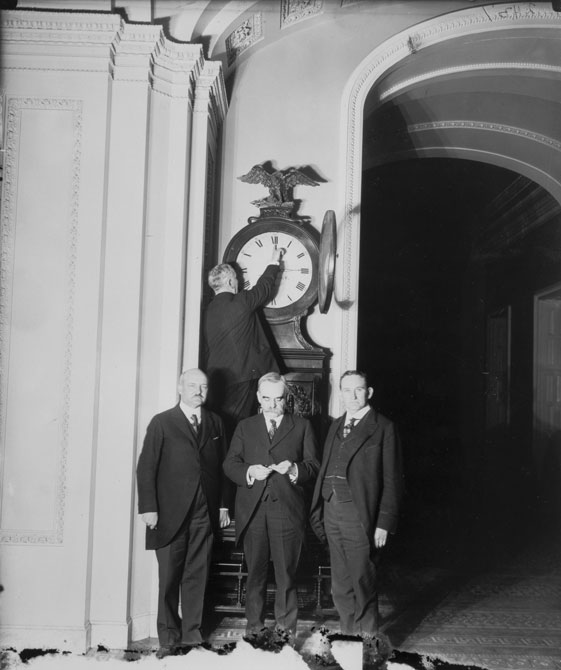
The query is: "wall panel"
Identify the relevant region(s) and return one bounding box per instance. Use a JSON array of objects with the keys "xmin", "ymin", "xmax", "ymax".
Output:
[{"xmin": 1, "ymin": 98, "xmax": 81, "ymax": 544}]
